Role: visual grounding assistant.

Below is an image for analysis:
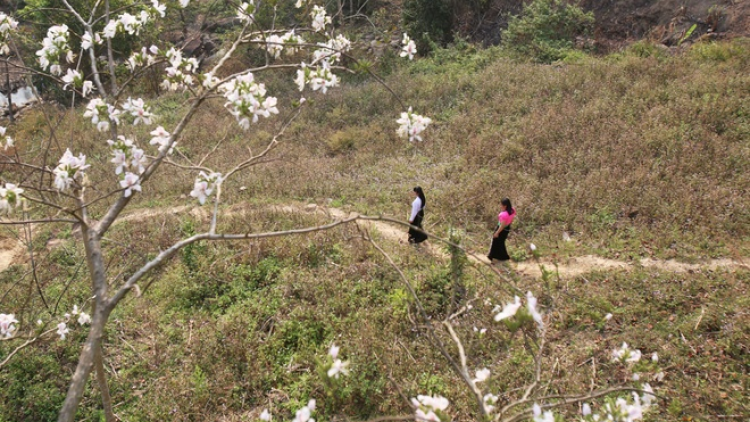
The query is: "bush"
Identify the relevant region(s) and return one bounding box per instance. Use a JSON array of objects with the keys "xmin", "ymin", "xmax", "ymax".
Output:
[
  {"xmin": 402, "ymin": 0, "xmax": 452, "ymax": 53},
  {"xmin": 502, "ymin": 0, "xmax": 595, "ymax": 63}
]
